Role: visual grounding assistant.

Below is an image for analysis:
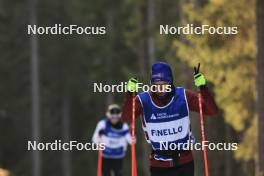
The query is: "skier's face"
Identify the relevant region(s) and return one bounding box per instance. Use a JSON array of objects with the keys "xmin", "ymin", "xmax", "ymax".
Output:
[
  {"xmin": 108, "ymin": 107, "xmax": 122, "ymax": 124},
  {"xmin": 109, "ymin": 113, "xmax": 121, "ymax": 124},
  {"xmin": 152, "ymin": 81, "xmax": 170, "ymax": 97}
]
